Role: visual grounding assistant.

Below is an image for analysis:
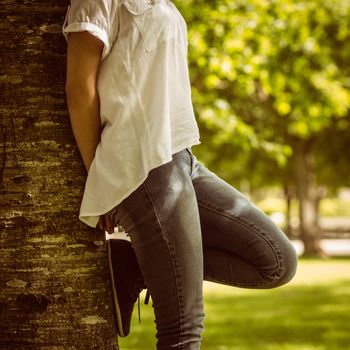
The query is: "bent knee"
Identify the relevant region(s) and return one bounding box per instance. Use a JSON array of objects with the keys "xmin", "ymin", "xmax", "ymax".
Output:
[{"xmin": 267, "ymin": 240, "xmax": 298, "ymax": 288}]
